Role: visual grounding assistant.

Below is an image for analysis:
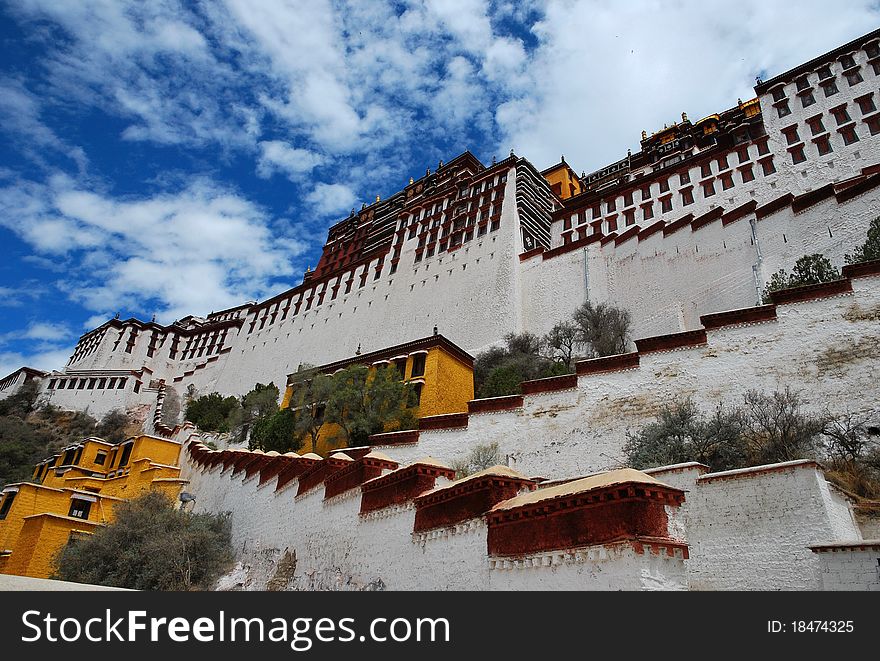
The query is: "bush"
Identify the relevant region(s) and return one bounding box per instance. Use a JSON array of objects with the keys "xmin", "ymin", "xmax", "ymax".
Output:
[
  {"xmin": 52, "ymin": 491, "xmax": 234, "ymax": 590},
  {"xmin": 624, "ymin": 399, "xmax": 748, "ymax": 472},
  {"xmin": 250, "ymin": 408, "xmax": 301, "ymax": 453},
  {"xmin": 762, "ymin": 254, "xmax": 840, "ymax": 303},
  {"xmin": 572, "ymin": 301, "xmax": 631, "ymax": 357},
  {"xmin": 474, "ymin": 333, "xmax": 569, "ymax": 398},
  {"xmin": 0, "ymin": 380, "xmax": 41, "ymax": 418},
  {"xmin": 95, "ymin": 409, "xmax": 132, "ymax": 443},
  {"xmin": 185, "ymin": 393, "xmax": 241, "ymax": 432},
  {"xmin": 626, "ymin": 389, "xmax": 826, "ymax": 471},
  {"xmin": 451, "ymin": 442, "xmax": 502, "ymax": 479},
  {"xmin": 0, "ymin": 416, "xmax": 46, "ymax": 486},
  {"xmin": 741, "ymin": 388, "xmax": 826, "ymax": 464}
]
